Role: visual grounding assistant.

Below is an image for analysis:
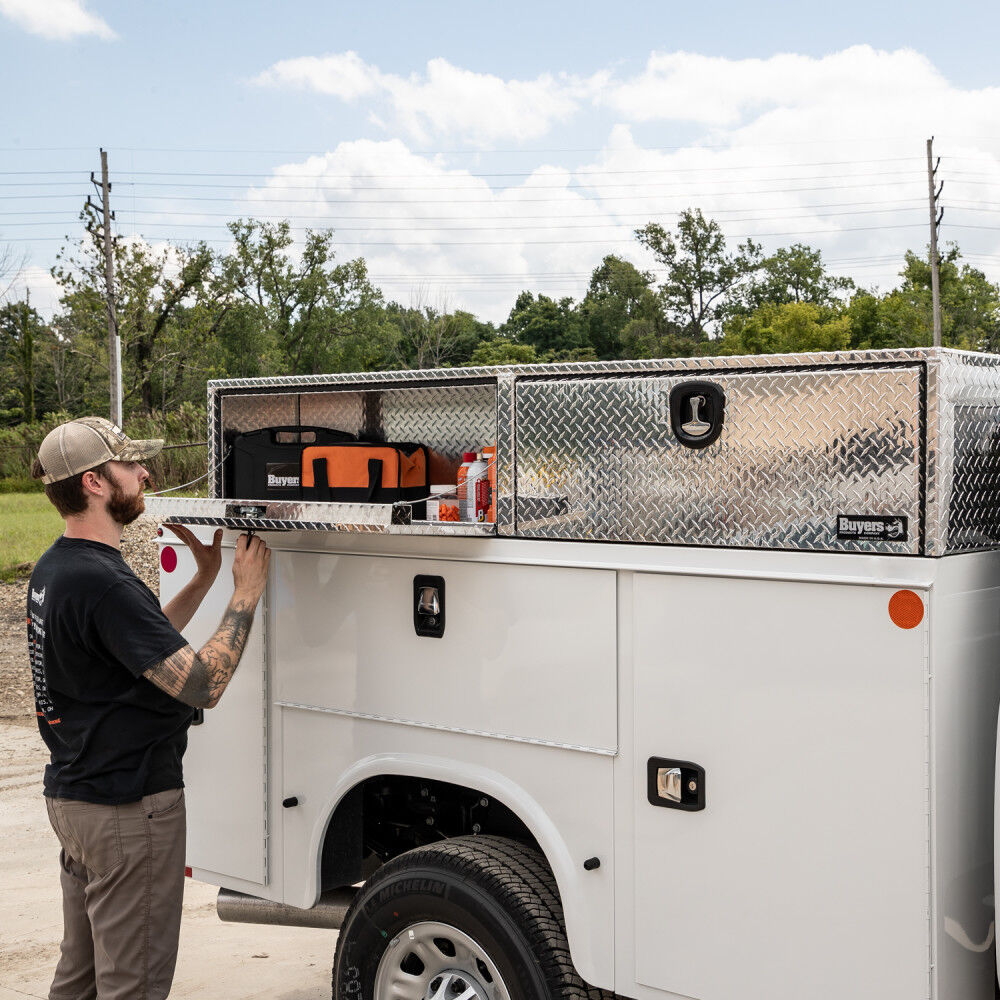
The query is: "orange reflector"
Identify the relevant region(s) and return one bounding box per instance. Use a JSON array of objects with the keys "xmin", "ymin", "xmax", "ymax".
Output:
[
  {"xmin": 889, "ymin": 590, "xmax": 924, "ymax": 629},
  {"xmin": 184, "ymin": 866, "xmax": 192, "ymax": 878}
]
